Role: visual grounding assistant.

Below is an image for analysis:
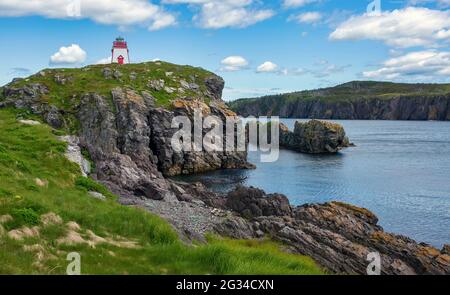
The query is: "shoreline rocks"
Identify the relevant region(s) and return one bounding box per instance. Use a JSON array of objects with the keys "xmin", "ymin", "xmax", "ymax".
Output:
[{"xmin": 213, "ymin": 186, "xmax": 450, "ymax": 275}]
